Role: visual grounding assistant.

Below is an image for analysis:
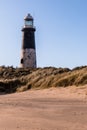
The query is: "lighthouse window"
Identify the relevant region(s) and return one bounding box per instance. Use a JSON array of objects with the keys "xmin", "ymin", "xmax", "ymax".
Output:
[
  {"xmin": 25, "ymin": 20, "xmax": 33, "ymax": 26},
  {"xmin": 21, "ymin": 58, "xmax": 24, "ymax": 63}
]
